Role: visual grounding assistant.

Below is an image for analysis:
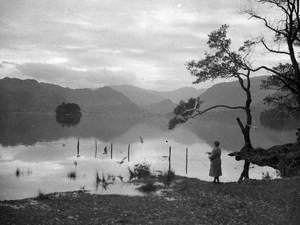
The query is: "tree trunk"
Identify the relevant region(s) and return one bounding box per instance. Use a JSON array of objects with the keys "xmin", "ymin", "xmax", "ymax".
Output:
[
  {"xmin": 287, "ymin": 40, "xmax": 300, "ymax": 109},
  {"xmin": 238, "ymin": 161, "xmax": 250, "ymax": 183},
  {"xmin": 238, "ymin": 126, "xmax": 252, "ymax": 183},
  {"xmin": 237, "ymin": 78, "xmax": 253, "ymax": 182}
]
